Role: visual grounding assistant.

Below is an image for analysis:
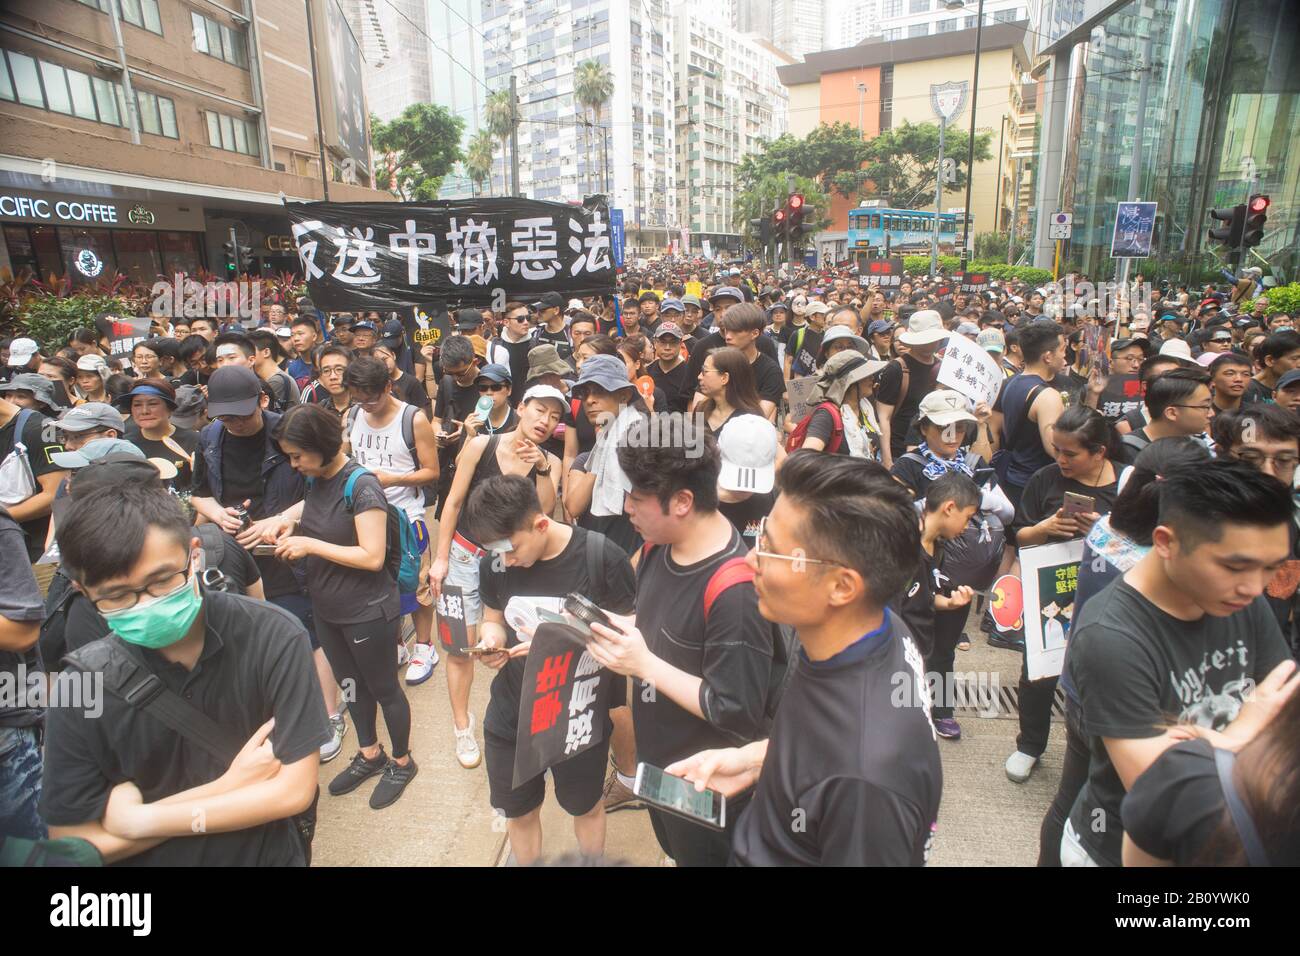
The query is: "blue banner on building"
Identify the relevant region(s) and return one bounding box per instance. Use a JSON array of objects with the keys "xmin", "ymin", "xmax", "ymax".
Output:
[
  {"xmin": 610, "ymin": 208, "xmax": 625, "ymax": 268},
  {"xmin": 1110, "ymin": 202, "xmax": 1158, "ymax": 259}
]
